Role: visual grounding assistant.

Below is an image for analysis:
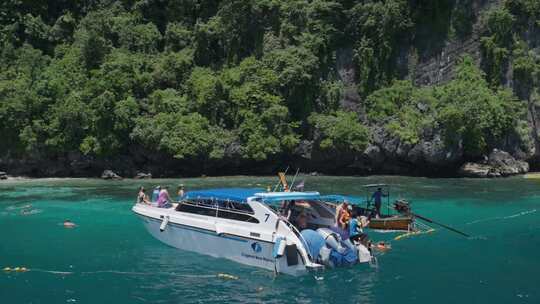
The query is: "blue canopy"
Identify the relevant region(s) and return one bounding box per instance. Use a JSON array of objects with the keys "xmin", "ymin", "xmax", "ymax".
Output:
[
  {"xmin": 320, "ymin": 194, "xmax": 364, "ymax": 205},
  {"xmin": 256, "ymin": 191, "xmax": 321, "ymax": 202},
  {"xmin": 184, "ymin": 188, "xmax": 263, "ymax": 203}
]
